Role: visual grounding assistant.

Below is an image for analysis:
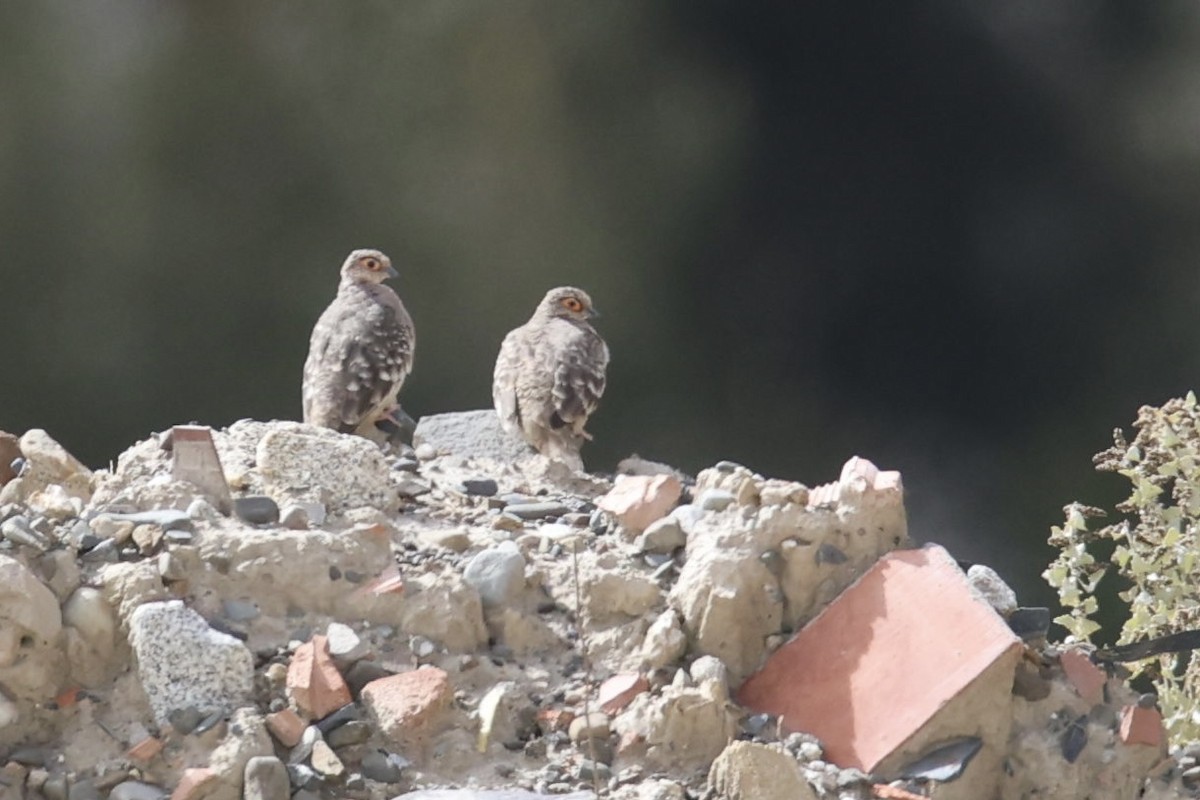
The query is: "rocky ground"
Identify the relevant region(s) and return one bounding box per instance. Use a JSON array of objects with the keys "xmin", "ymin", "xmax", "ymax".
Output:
[{"xmin": 0, "ymin": 413, "xmax": 1195, "ymax": 800}]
